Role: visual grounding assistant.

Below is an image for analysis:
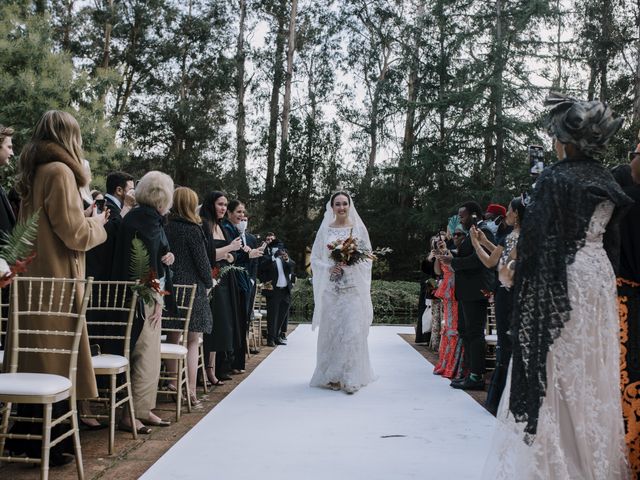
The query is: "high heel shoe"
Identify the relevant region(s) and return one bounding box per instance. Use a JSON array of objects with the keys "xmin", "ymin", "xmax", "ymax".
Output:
[
  {"xmin": 206, "ymin": 367, "xmax": 225, "ymax": 386},
  {"xmin": 189, "ymin": 393, "xmax": 202, "ymax": 407}
]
